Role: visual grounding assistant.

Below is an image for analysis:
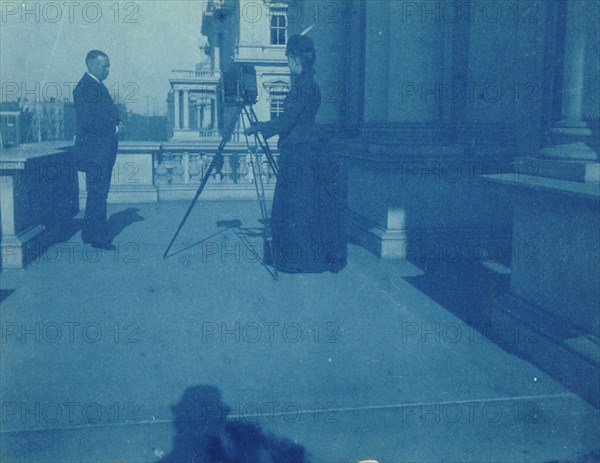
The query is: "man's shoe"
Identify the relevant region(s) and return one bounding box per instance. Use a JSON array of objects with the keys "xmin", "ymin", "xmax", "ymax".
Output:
[{"xmin": 90, "ymin": 242, "xmax": 116, "ymax": 251}]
